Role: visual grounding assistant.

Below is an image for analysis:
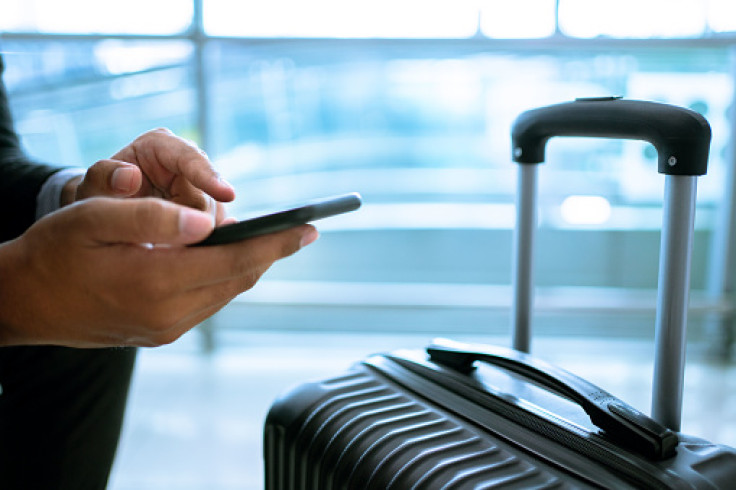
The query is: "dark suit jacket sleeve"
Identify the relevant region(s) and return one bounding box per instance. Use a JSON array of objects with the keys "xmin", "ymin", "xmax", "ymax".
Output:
[{"xmin": 0, "ymin": 55, "xmax": 62, "ymax": 243}]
